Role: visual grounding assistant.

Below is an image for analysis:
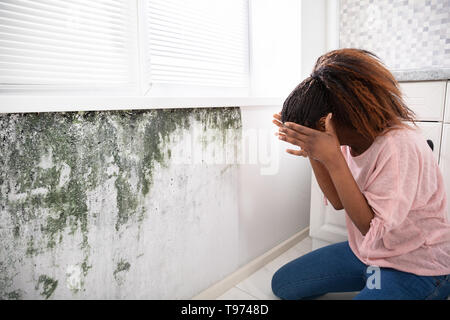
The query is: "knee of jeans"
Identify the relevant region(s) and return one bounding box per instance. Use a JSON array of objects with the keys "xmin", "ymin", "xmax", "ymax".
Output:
[
  {"xmin": 271, "ymin": 267, "xmax": 290, "ymax": 299},
  {"xmin": 271, "ymin": 269, "xmax": 283, "ymax": 298}
]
